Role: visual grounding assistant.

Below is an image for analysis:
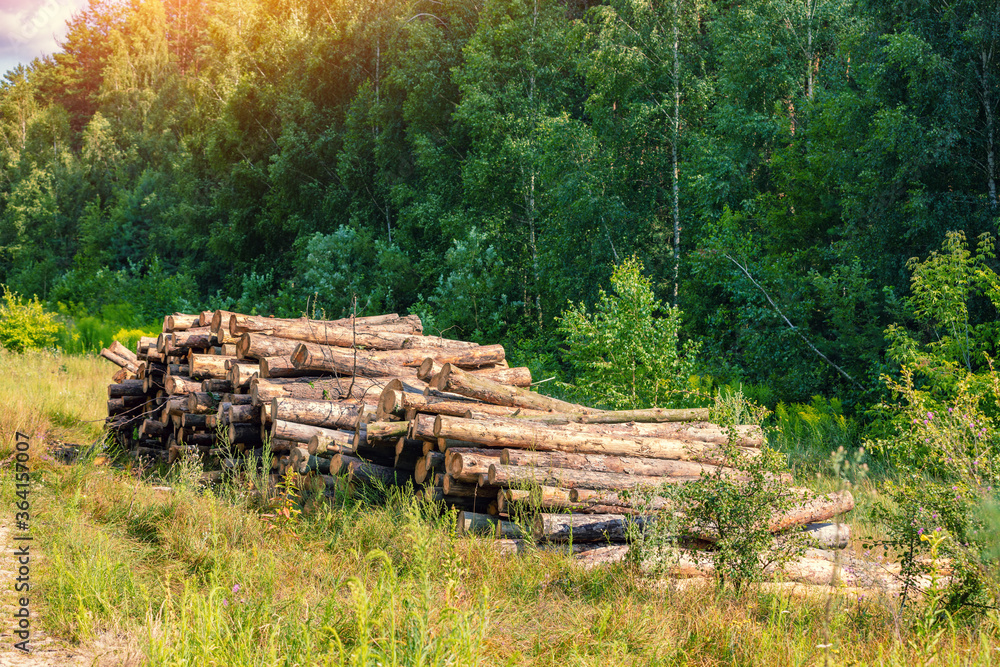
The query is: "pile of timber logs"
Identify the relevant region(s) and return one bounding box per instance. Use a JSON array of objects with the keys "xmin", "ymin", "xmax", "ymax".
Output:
[{"xmin": 101, "ymin": 310, "xmax": 856, "ymax": 575}]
